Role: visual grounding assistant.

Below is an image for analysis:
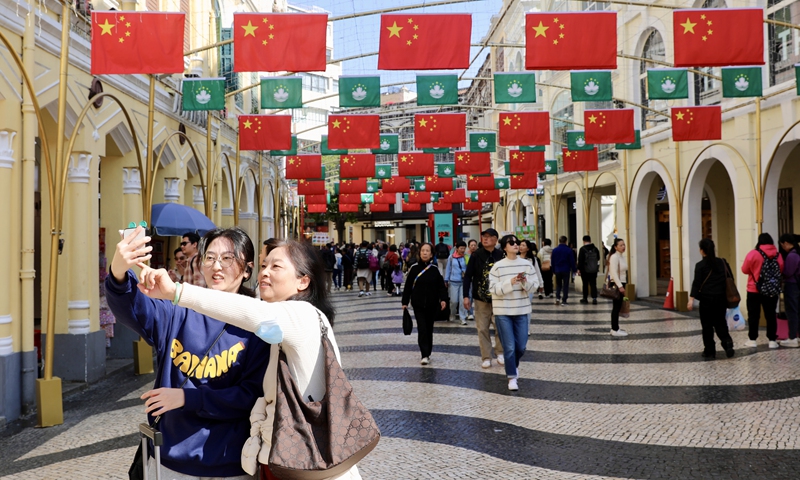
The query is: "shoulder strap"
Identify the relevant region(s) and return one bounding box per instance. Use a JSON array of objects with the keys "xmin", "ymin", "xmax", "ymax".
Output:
[{"xmin": 412, "ymin": 264, "xmax": 435, "ymax": 290}]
